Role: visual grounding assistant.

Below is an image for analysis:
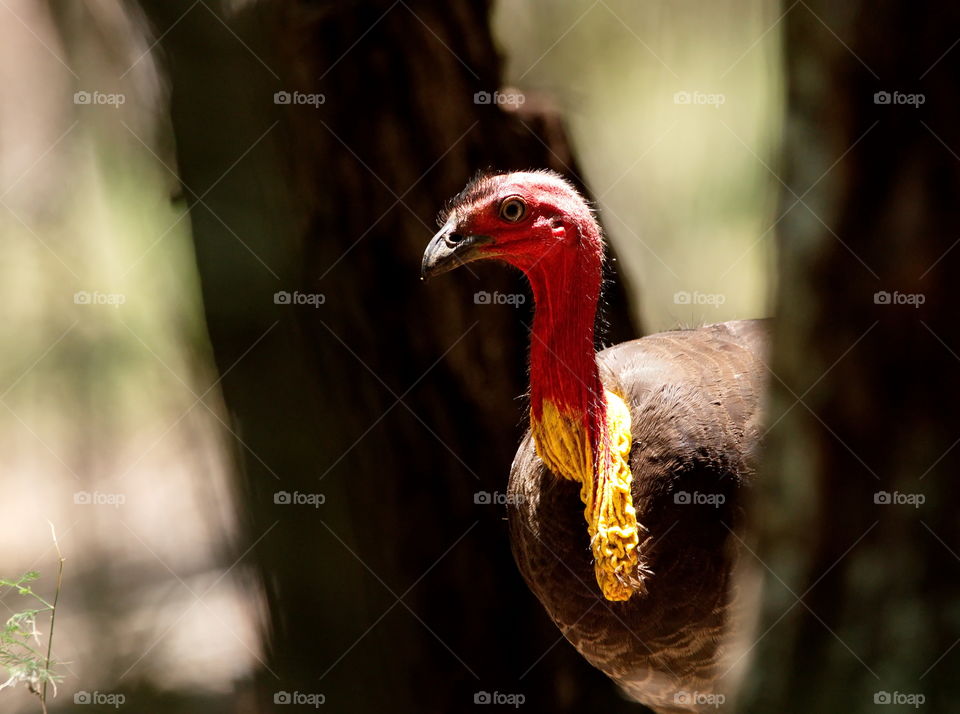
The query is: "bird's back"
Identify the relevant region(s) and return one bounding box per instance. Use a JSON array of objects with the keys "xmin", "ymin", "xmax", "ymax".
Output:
[{"xmin": 507, "ymin": 319, "xmax": 769, "ymax": 713}]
